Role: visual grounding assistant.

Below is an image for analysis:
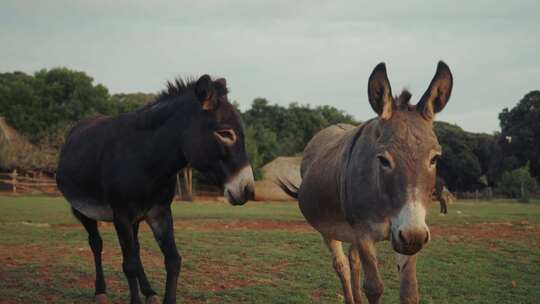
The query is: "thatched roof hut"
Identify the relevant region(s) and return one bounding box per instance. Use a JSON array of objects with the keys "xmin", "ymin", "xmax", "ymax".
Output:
[
  {"xmin": 255, "ymin": 156, "xmax": 302, "ymax": 201},
  {"xmin": 0, "ymin": 117, "xmax": 56, "ymax": 173}
]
